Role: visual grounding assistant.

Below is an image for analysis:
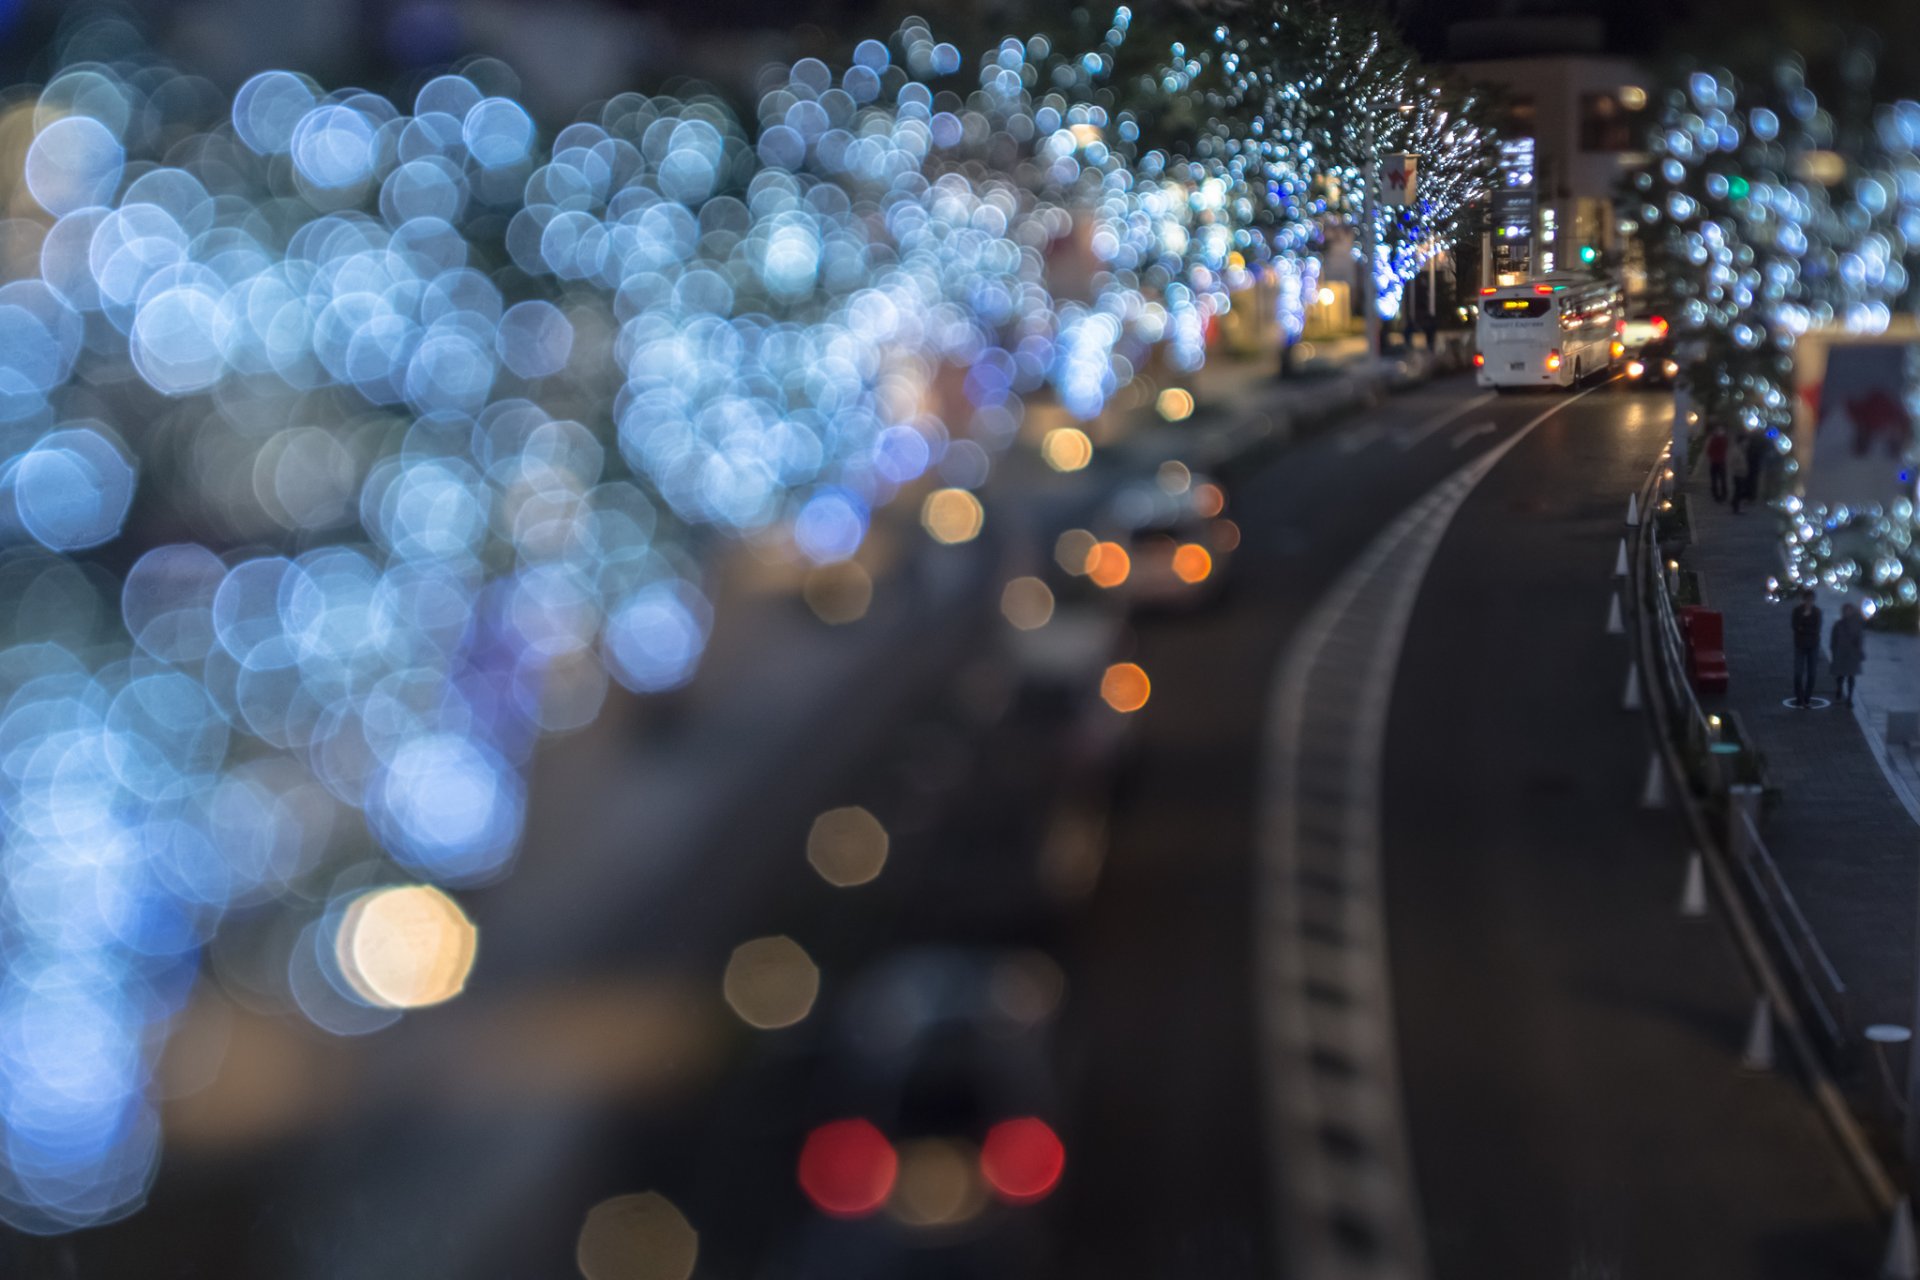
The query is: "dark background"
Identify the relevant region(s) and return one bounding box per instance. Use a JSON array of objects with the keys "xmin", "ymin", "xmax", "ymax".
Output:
[{"xmin": 3, "ymin": 0, "xmax": 1918, "ymax": 121}]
